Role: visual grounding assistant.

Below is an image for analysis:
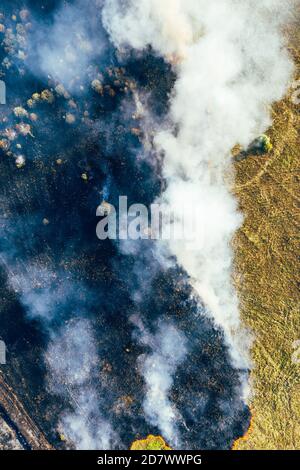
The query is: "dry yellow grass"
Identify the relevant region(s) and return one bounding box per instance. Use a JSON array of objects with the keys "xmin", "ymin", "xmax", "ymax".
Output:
[
  {"xmin": 233, "ymin": 26, "xmax": 300, "ymax": 449},
  {"xmin": 130, "ymin": 435, "xmax": 171, "ymax": 450}
]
